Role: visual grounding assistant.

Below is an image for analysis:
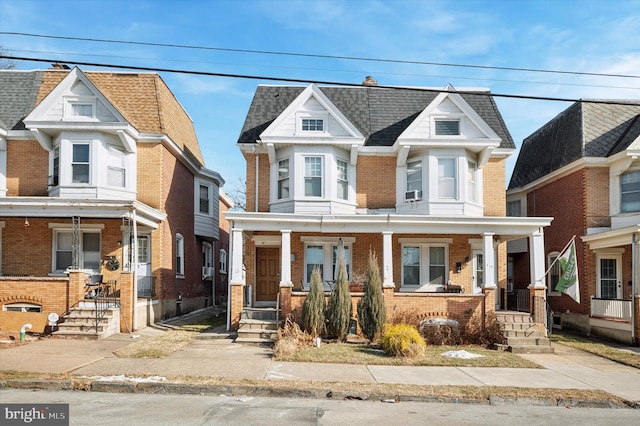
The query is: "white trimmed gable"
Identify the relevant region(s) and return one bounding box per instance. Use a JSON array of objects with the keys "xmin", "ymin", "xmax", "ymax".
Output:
[
  {"xmin": 260, "ymin": 84, "xmax": 365, "ymax": 146},
  {"xmin": 396, "ymin": 86, "xmax": 501, "ymax": 165}
]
